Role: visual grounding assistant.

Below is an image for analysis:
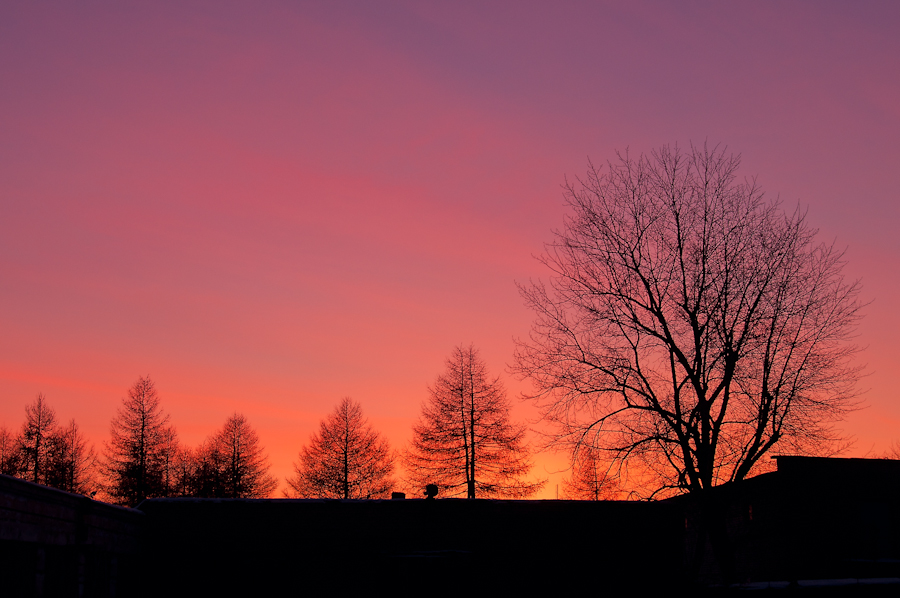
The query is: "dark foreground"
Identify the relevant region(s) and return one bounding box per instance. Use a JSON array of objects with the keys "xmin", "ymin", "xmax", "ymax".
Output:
[{"xmin": 2, "ymin": 456, "xmax": 900, "ymax": 596}]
